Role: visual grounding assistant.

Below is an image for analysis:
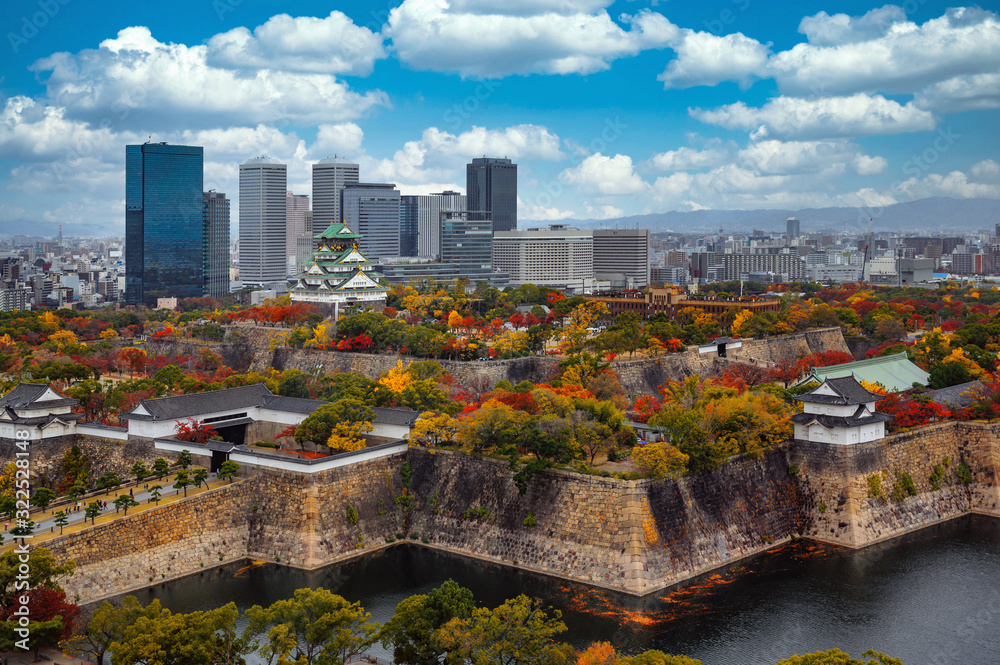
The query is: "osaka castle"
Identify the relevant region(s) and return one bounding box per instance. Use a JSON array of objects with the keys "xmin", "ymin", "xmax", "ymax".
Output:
[{"xmin": 289, "ymin": 222, "xmax": 388, "ymax": 309}]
